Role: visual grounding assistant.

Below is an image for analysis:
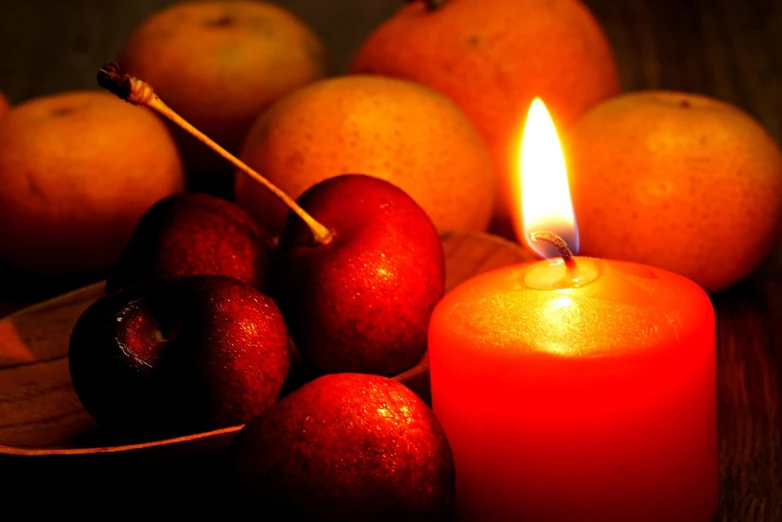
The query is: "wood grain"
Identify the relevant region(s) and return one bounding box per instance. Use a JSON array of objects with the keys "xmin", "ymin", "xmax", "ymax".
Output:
[
  {"xmin": 0, "ymin": 0, "xmax": 780, "ymax": 519},
  {"xmin": 713, "ymin": 279, "xmax": 782, "ymax": 521}
]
